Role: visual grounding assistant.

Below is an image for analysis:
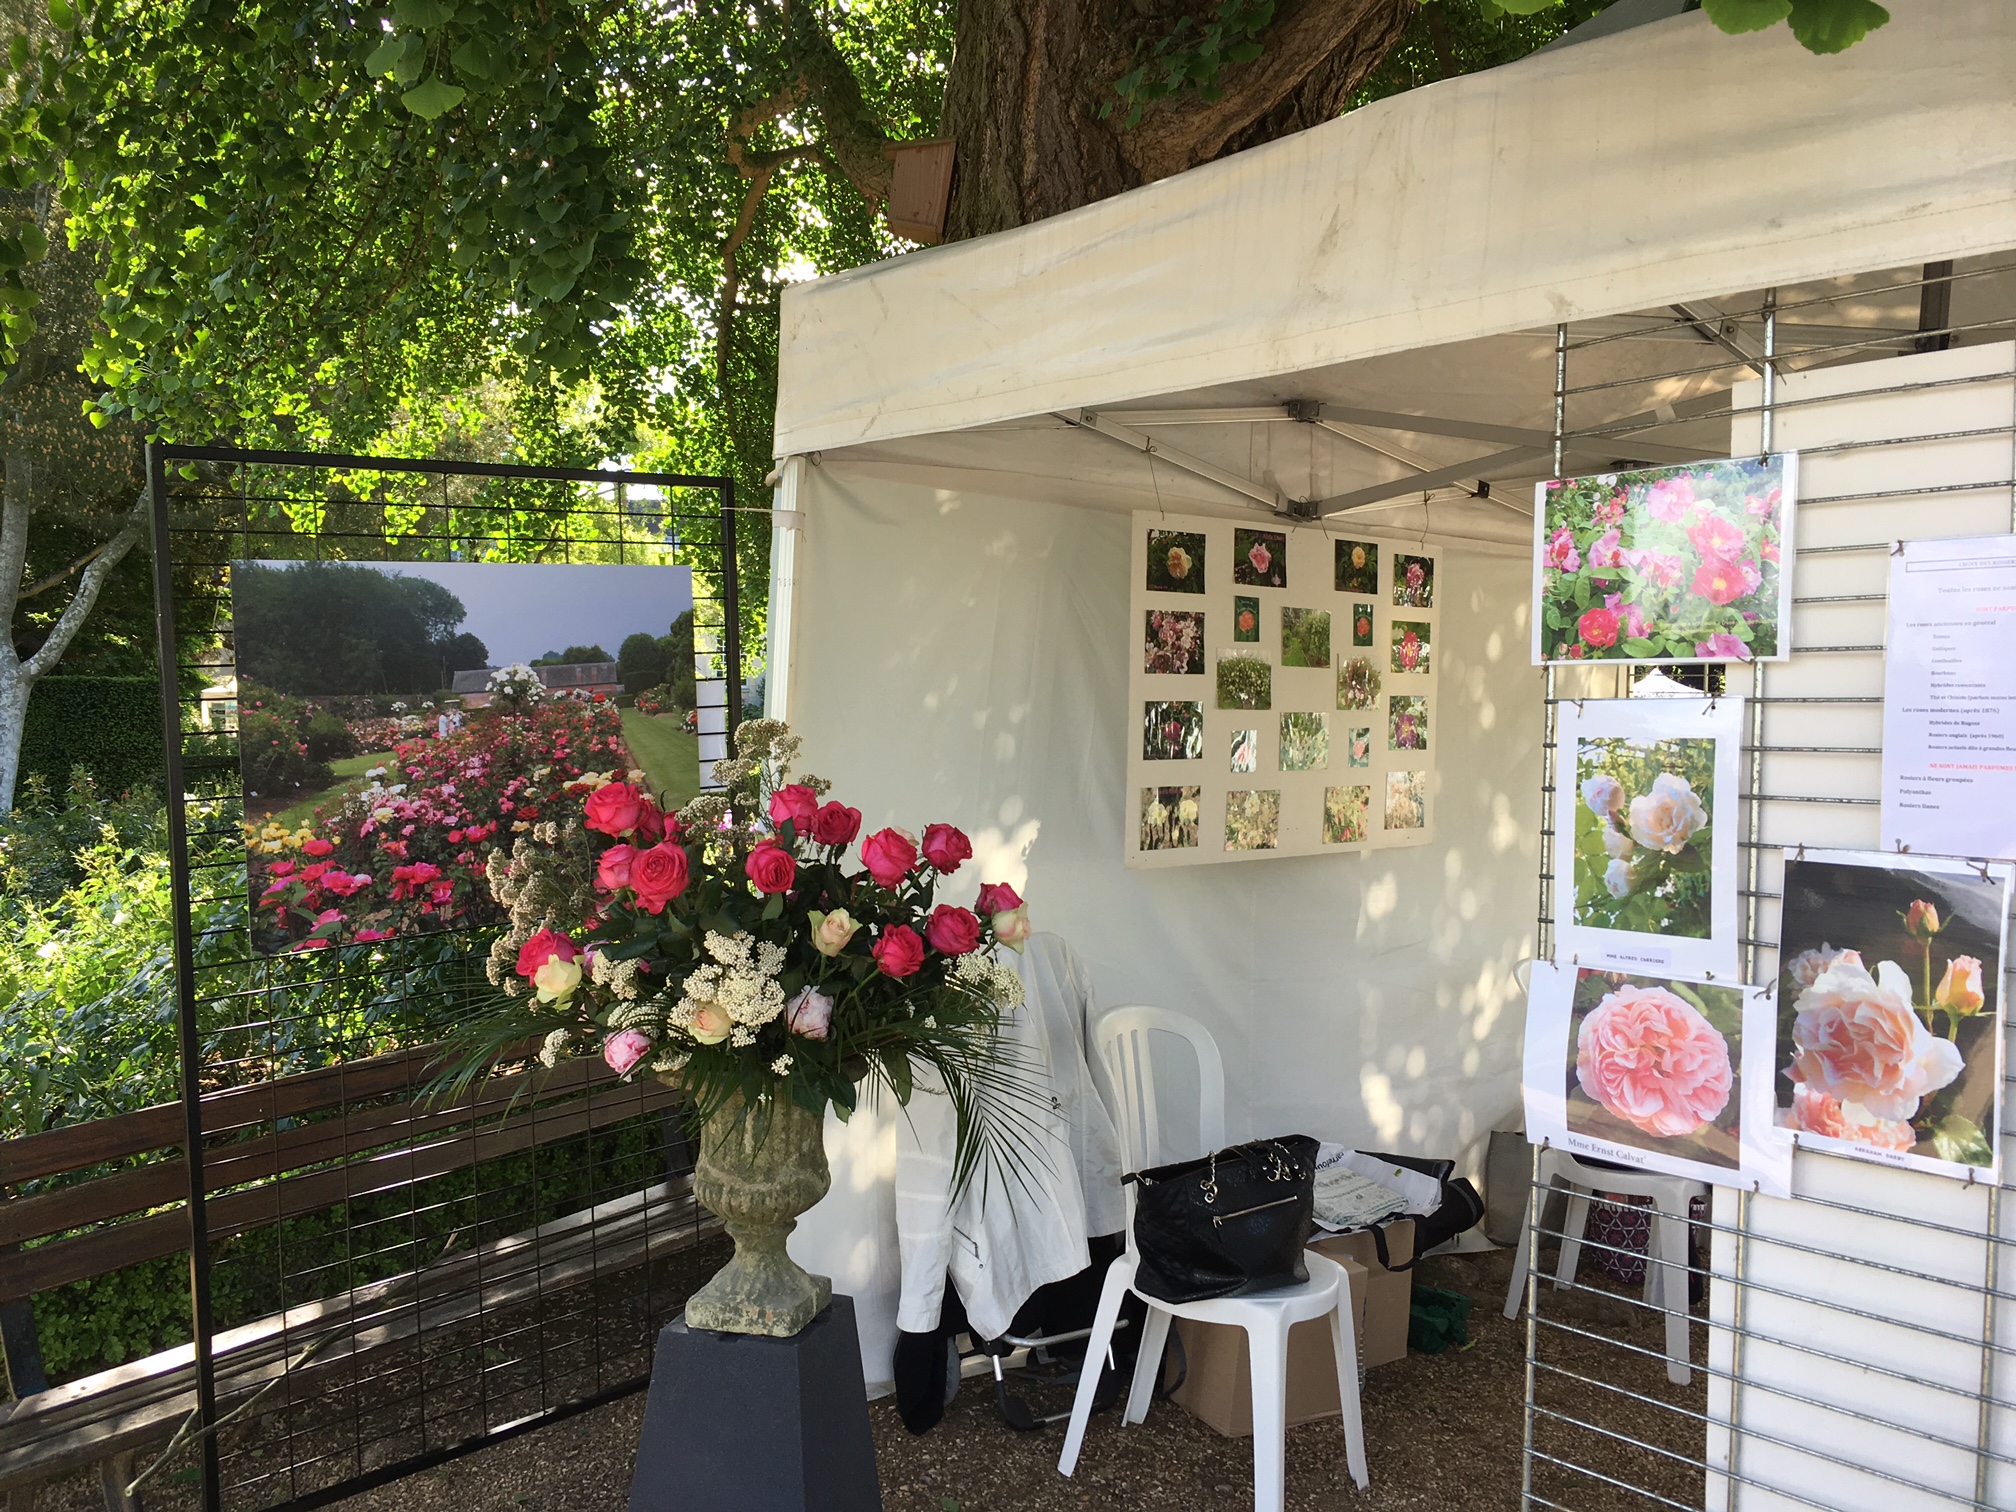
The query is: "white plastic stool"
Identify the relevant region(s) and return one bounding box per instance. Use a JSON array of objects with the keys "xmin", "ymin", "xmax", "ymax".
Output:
[
  {"xmin": 1058, "ymin": 1248, "xmax": 1368, "ymax": 1506},
  {"xmin": 1503, "ymin": 1147, "xmax": 1706, "ymax": 1385}
]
